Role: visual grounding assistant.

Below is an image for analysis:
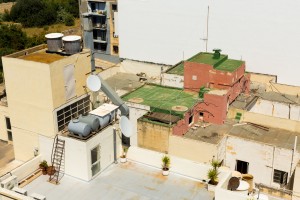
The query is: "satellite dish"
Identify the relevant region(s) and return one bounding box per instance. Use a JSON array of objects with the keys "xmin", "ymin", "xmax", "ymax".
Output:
[
  {"xmin": 120, "ymin": 116, "xmax": 133, "ymax": 137},
  {"xmin": 86, "ymin": 75, "xmax": 101, "ymax": 92}
]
